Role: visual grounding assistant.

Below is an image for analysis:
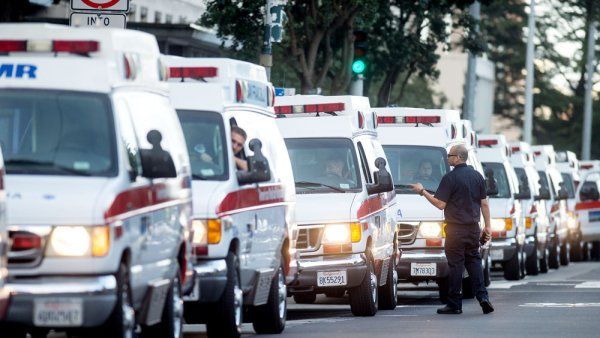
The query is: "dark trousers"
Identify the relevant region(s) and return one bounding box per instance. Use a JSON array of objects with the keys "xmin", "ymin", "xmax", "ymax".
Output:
[{"xmin": 445, "ymin": 224, "xmax": 489, "ymax": 310}]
